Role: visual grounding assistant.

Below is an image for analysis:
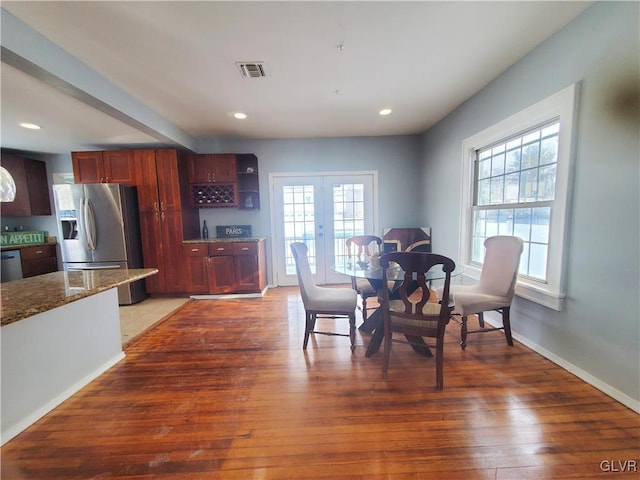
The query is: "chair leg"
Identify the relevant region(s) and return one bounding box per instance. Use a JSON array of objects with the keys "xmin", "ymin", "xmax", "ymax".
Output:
[
  {"xmin": 382, "ymin": 331, "xmax": 392, "ymax": 378},
  {"xmin": 460, "ymin": 316, "xmax": 468, "ymax": 350},
  {"xmin": 435, "ymin": 338, "xmax": 444, "ymax": 390},
  {"xmin": 303, "ymin": 312, "xmax": 316, "ymax": 350},
  {"xmin": 349, "ymin": 313, "xmax": 356, "ymax": 353},
  {"xmin": 361, "ymin": 296, "xmax": 368, "ymax": 322},
  {"xmin": 502, "ymin": 307, "xmax": 513, "ymax": 346},
  {"xmin": 477, "ymin": 312, "xmax": 485, "ymax": 328}
]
